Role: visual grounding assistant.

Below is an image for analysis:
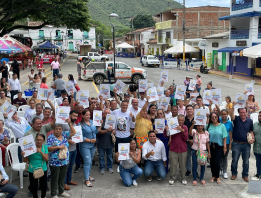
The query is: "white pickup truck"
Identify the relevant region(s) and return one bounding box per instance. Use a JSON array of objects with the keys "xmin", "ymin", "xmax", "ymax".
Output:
[
  {"xmin": 141, "ymin": 55, "xmax": 160, "ymax": 67},
  {"xmin": 78, "ymin": 52, "xmax": 109, "ymax": 64},
  {"xmin": 82, "ymin": 61, "xmax": 147, "ymax": 84}
]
